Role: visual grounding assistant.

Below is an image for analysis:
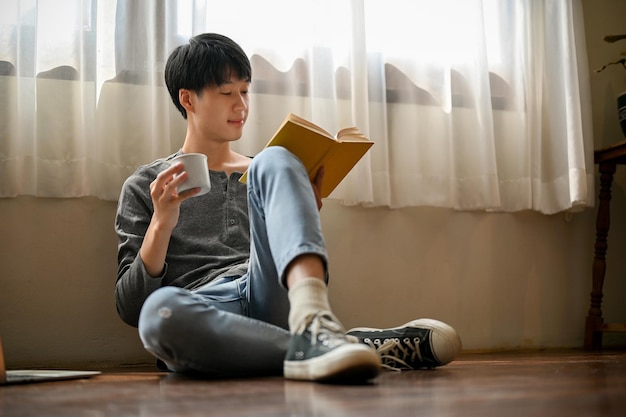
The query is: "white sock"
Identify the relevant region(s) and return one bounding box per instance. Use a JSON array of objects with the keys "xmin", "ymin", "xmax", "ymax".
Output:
[{"xmin": 287, "ymin": 277, "xmax": 335, "ymax": 333}]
